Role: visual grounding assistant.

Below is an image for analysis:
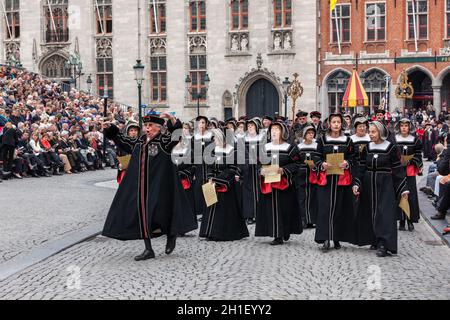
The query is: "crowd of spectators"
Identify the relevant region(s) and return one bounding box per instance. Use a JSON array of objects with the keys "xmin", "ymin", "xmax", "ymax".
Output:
[{"xmin": 0, "ymin": 65, "xmax": 137, "ymax": 182}]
